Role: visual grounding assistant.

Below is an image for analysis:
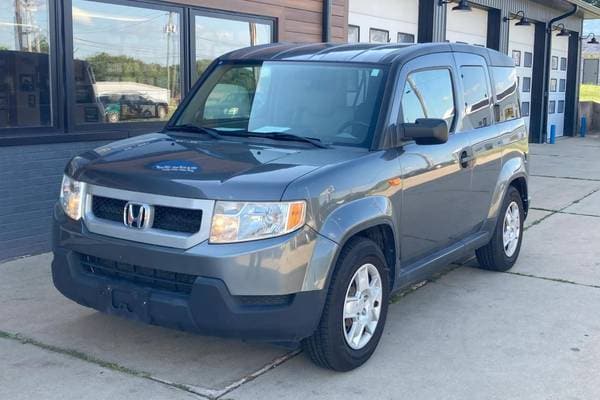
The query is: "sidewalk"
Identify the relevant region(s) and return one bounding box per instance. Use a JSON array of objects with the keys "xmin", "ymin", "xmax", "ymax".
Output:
[{"xmin": 1, "ymin": 136, "xmax": 599, "ymax": 400}]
